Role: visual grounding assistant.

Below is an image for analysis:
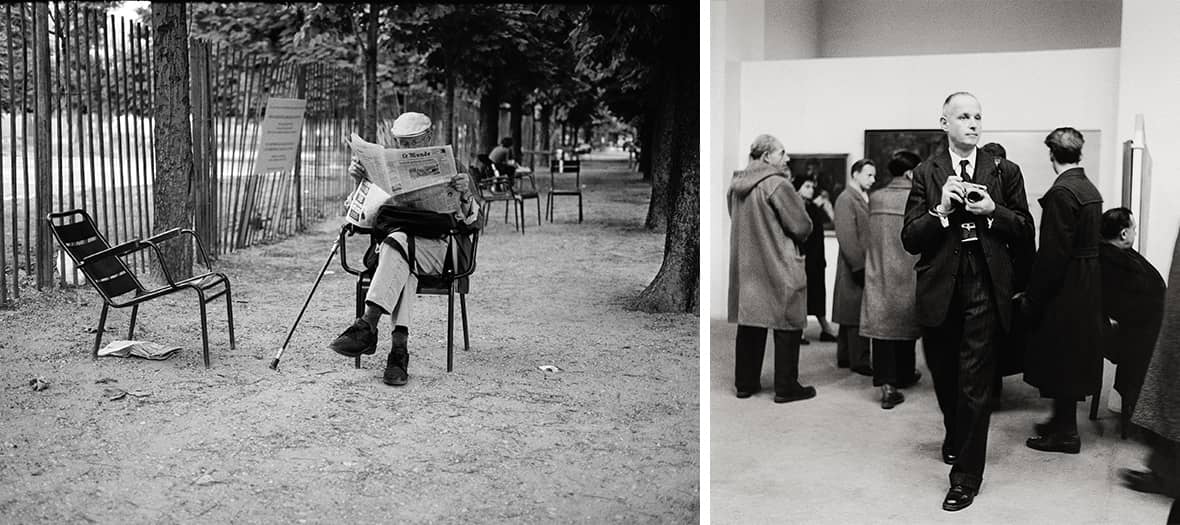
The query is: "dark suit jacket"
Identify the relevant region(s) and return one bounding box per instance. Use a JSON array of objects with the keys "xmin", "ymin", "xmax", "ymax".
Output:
[{"xmin": 901, "ymin": 148, "xmax": 1035, "ymax": 332}]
